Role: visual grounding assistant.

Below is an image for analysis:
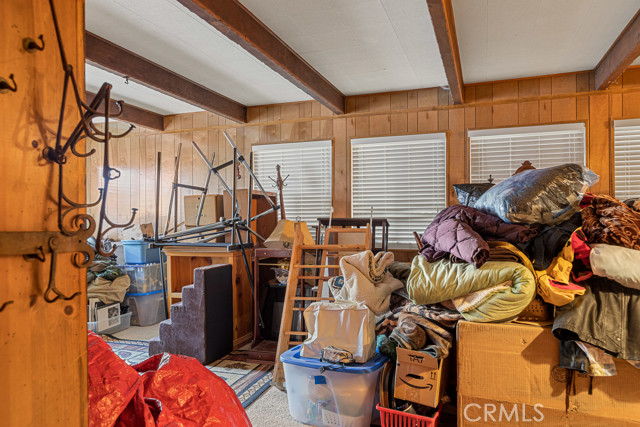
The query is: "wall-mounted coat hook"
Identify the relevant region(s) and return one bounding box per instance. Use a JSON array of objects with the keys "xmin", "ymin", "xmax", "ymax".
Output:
[
  {"xmin": 0, "ymin": 74, "xmax": 17, "ymax": 94},
  {"xmin": 0, "ymin": 227, "xmax": 94, "ymax": 305},
  {"xmin": 23, "ymin": 34, "xmax": 45, "ymax": 53}
]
